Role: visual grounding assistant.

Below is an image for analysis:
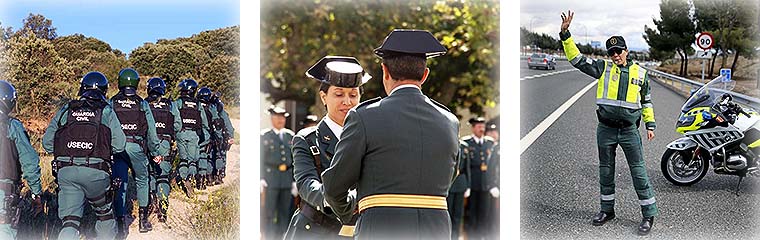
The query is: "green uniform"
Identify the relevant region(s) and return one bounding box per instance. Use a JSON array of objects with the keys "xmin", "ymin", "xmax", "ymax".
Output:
[
  {"xmin": 174, "ymin": 97, "xmax": 210, "ymax": 181},
  {"xmin": 43, "ymin": 100, "xmax": 126, "ymax": 240},
  {"xmin": 214, "ymin": 101, "xmax": 234, "ymax": 178},
  {"xmin": 561, "ymin": 30, "xmax": 658, "ymax": 217},
  {"xmin": 462, "ymin": 135, "xmax": 495, "ymax": 239},
  {"xmin": 260, "ymin": 127, "xmax": 295, "ymax": 239},
  {"xmin": 108, "ymin": 94, "xmax": 162, "ymax": 212},
  {"xmin": 146, "ymin": 97, "xmax": 181, "ymax": 217},
  {"xmin": 0, "ymin": 117, "xmax": 42, "ymax": 239},
  {"xmin": 199, "ymin": 101, "xmax": 222, "ymax": 181},
  {"xmin": 447, "ymin": 140, "xmax": 470, "ymax": 240}
]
